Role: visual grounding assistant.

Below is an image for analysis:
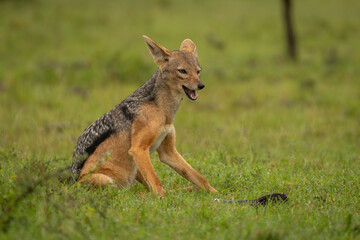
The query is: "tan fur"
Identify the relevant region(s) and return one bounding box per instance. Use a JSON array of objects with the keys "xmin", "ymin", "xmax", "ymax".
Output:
[{"xmin": 77, "ymin": 36, "xmax": 217, "ymax": 197}]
